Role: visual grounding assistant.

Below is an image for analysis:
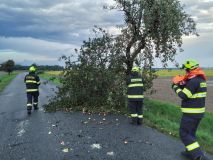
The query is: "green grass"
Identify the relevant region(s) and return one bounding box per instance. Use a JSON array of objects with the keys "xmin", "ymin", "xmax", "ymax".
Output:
[
  {"xmin": 144, "ymin": 98, "xmax": 213, "ymax": 154},
  {"xmin": 39, "ymin": 71, "xmax": 61, "ymax": 85},
  {"xmin": 156, "ymin": 69, "xmax": 213, "ymax": 77},
  {"xmin": 0, "ymin": 72, "xmax": 19, "ymax": 92}
]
